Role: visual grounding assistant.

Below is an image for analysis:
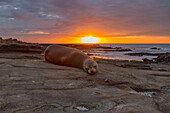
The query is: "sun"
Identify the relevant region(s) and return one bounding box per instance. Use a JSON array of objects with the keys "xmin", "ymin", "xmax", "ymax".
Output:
[{"xmin": 81, "ymin": 36, "xmax": 100, "ymax": 44}]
